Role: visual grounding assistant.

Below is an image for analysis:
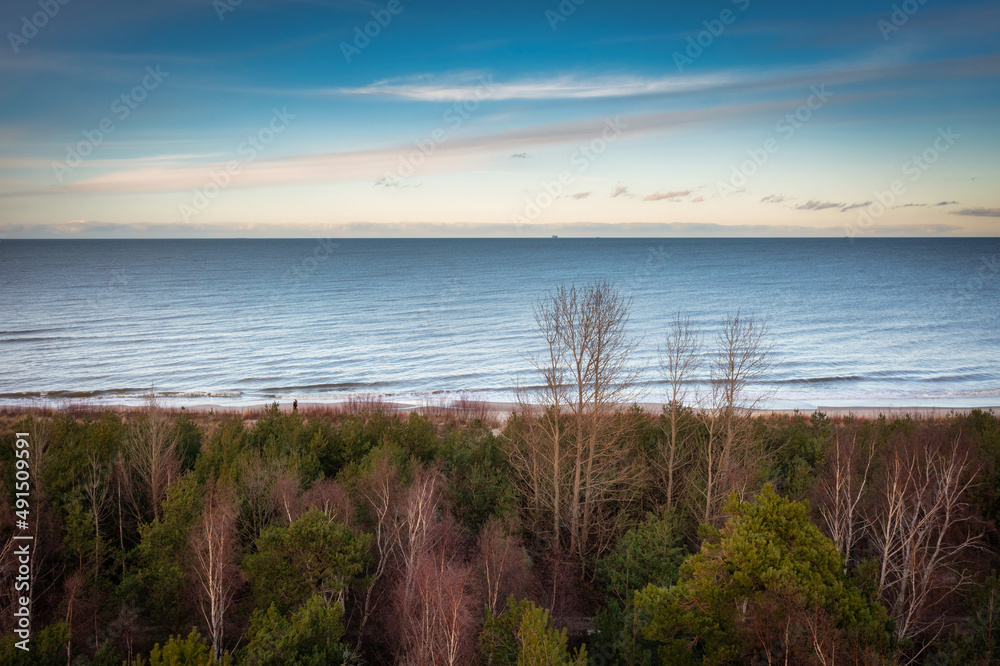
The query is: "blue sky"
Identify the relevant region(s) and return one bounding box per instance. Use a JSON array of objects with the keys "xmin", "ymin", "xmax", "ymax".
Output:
[{"xmin": 0, "ymin": 0, "xmax": 998, "ymax": 237}]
